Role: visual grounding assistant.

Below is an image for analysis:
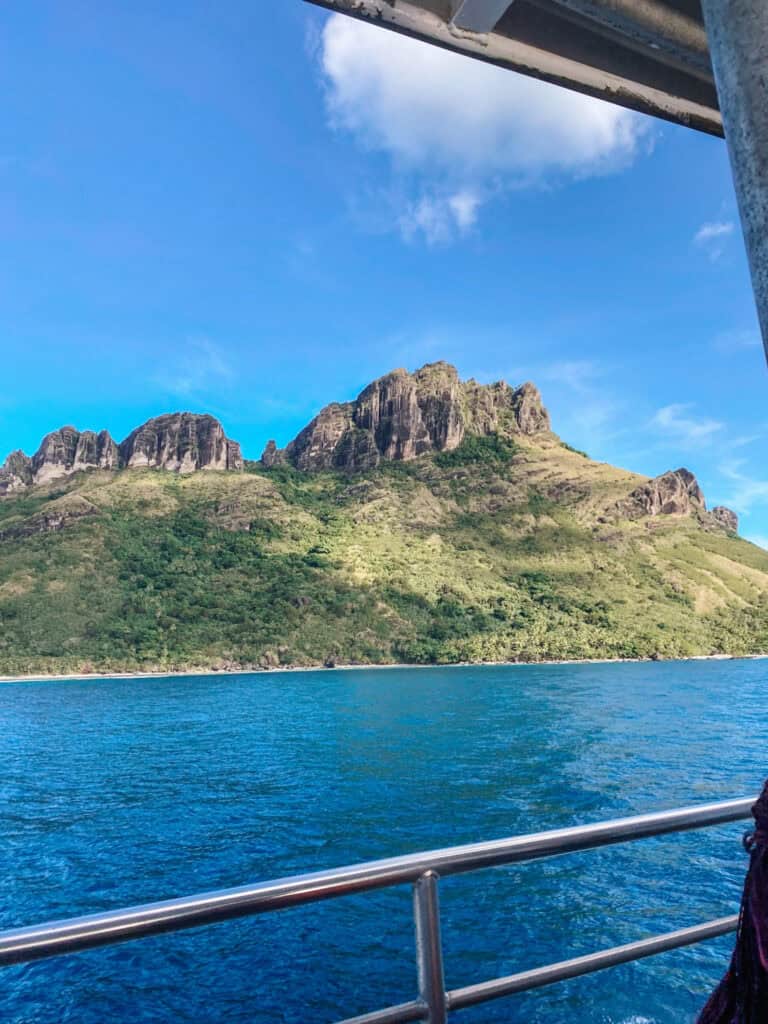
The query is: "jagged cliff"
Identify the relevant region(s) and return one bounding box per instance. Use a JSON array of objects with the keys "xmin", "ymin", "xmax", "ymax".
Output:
[
  {"xmin": 0, "ymin": 364, "xmax": 739, "ymax": 538},
  {"xmin": 119, "ymin": 414, "xmax": 243, "ymax": 473},
  {"xmin": 0, "ymin": 413, "xmax": 242, "ymax": 493},
  {"xmin": 262, "ymin": 362, "xmax": 551, "ymax": 472},
  {"xmin": 0, "ymin": 428, "xmax": 118, "ymax": 491},
  {"xmin": 610, "ymin": 468, "xmax": 739, "ymax": 534}
]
